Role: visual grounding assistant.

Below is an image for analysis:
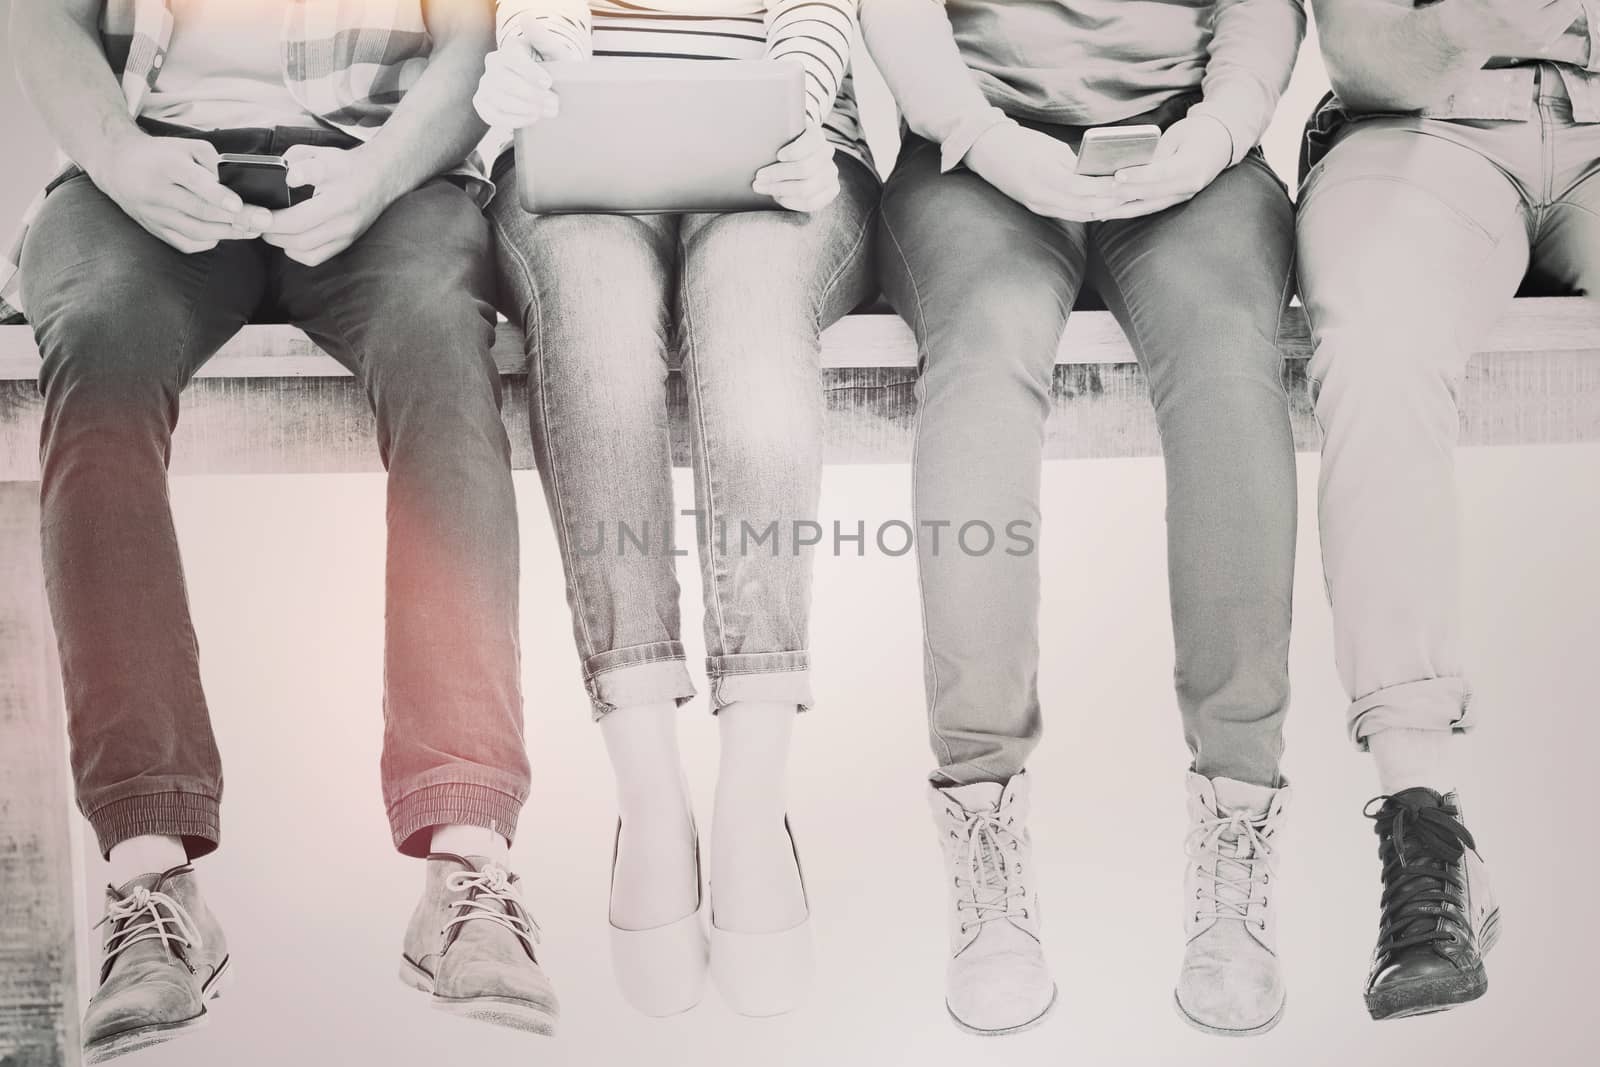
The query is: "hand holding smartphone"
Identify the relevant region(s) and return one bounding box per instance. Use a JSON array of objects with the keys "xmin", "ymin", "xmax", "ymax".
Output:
[
  {"xmin": 217, "ymin": 153, "xmax": 313, "ymax": 210},
  {"xmin": 1074, "ymin": 124, "xmax": 1162, "ymax": 177}
]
